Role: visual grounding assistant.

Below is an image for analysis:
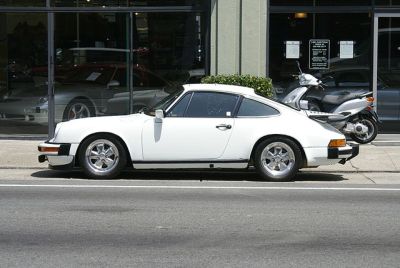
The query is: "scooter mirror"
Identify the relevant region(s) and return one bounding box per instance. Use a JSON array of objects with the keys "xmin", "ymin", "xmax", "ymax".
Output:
[{"xmin": 296, "ymin": 61, "xmax": 303, "ymax": 74}]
